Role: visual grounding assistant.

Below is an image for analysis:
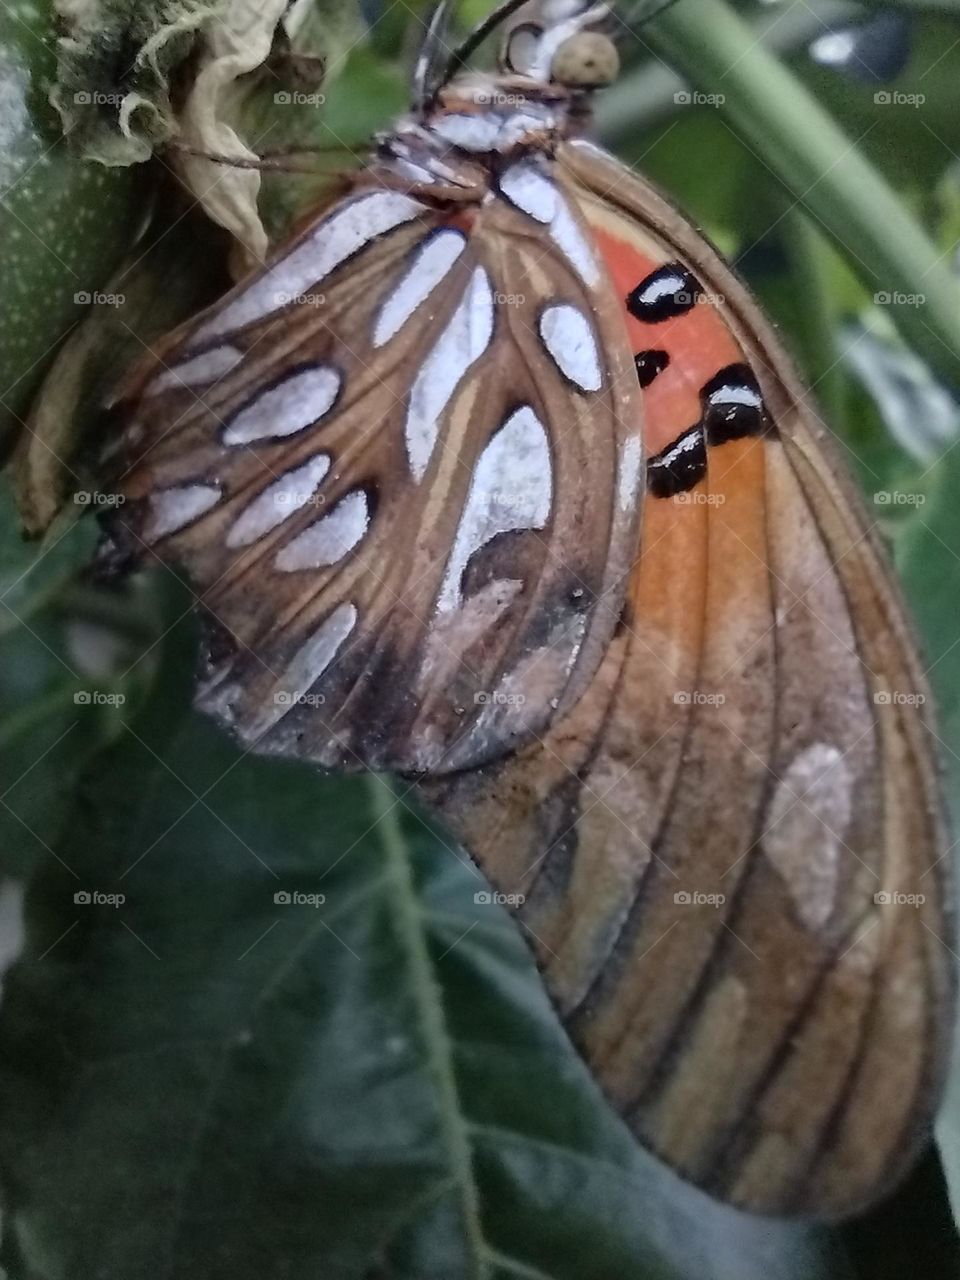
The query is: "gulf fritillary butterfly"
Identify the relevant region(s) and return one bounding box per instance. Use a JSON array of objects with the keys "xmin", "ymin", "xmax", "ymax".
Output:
[{"xmin": 106, "ymin": 0, "xmax": 954, "ymax": 1217}]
